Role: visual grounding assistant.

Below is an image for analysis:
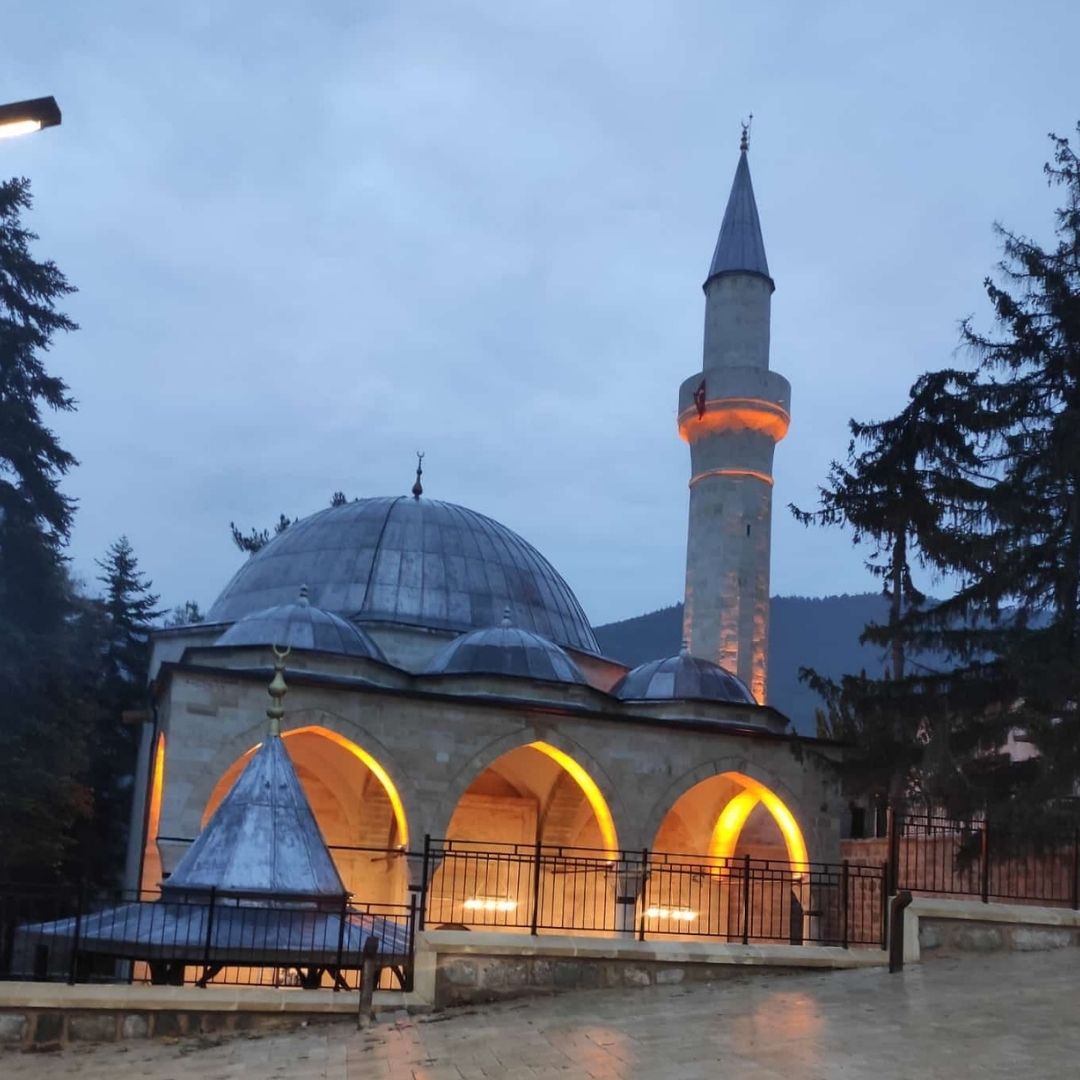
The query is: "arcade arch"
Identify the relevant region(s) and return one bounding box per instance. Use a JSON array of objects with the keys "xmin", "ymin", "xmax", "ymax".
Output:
[
  {"xmin": 430, "ymin": 740, "xmax": 619, "ymax": 931},
  {"xmin": 200, "ymin": 726, "xmax": 409, "ymax": 904}
]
